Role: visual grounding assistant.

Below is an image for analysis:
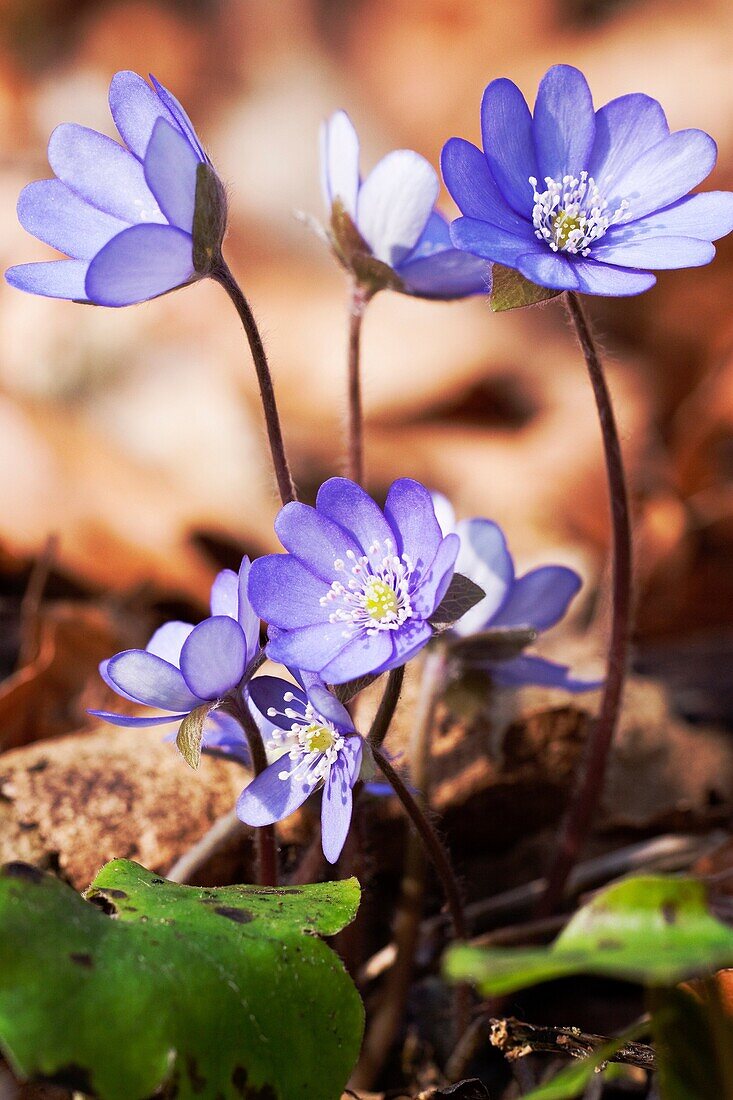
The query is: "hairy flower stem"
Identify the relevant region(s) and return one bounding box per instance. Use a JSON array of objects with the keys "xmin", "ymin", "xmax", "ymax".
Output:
[
  {"xmin": 367, "ymin": 666, "xmax": 405, "ymax": 749},
  {"xmin": 538, "ymin": 292, "xmax": 633, "ymax": 915},
  {"xmin": 346, "ymin": 281, "xmax": 371, "ymax": 484},
  {"xmin": 232, "ymin": 693, "xmax": 278, "ymax": 887},
  {"xmin": 371, "ymin": 742, "xmax": 466, "ymax": 943},
  {"xmin": 212, "ymin": 260, "xmax": 296, "ymax": 505}
]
